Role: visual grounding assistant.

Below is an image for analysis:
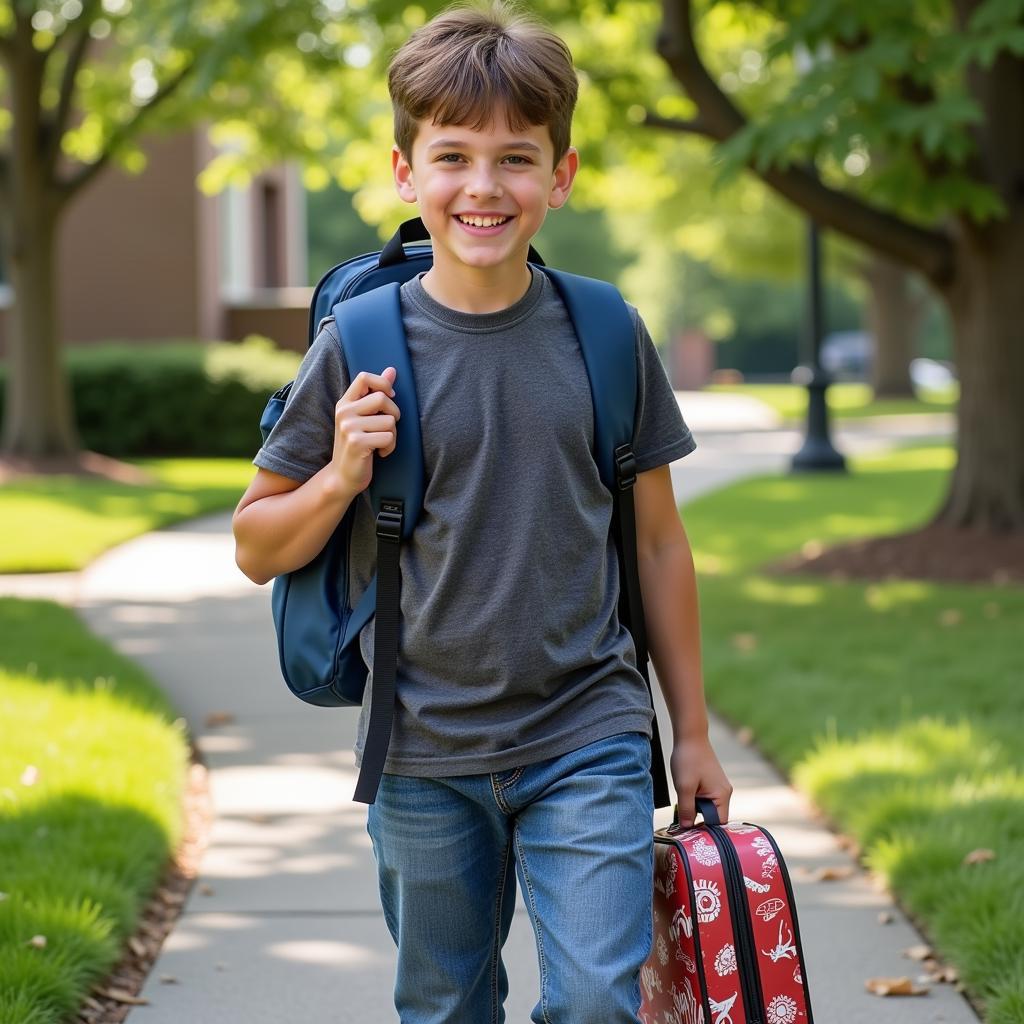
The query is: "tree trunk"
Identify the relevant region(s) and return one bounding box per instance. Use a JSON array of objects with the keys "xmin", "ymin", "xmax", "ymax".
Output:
[
  {"xmin": 1, "ymin": 17, "xmax": 80, "ymax": 460},
  {"xmin": 935, "ymin": 215, "xmax": 1024, "ymax": 531},
  {"xmin": 1, "ymin": 204, "xmax": 79, "ymax": 457},
  {"xmin": 862, "ymin": 252, "xmax": 920, "ymax": 398}
]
